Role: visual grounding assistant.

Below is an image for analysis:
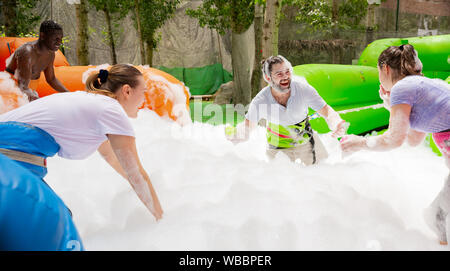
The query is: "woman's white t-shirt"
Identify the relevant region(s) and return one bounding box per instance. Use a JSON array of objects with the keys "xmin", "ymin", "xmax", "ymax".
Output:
[{"xmin": 0, "ymin": 91, "xmax": 135, "ymax": 159}]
